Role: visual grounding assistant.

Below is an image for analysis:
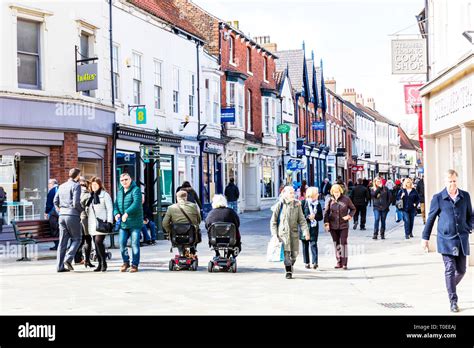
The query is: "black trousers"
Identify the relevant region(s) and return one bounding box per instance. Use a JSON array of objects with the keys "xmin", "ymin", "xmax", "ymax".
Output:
[
  {"xmin": 353, "ymin": 205, "xmax": 367, "ymax": 228},
  {"xmin": 94, "ymin": 235, "xmax": 107, "ymax": 265},
  {"xmin": 442, "ymin": 253, "xmax": 467, "ymax": 303}
]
